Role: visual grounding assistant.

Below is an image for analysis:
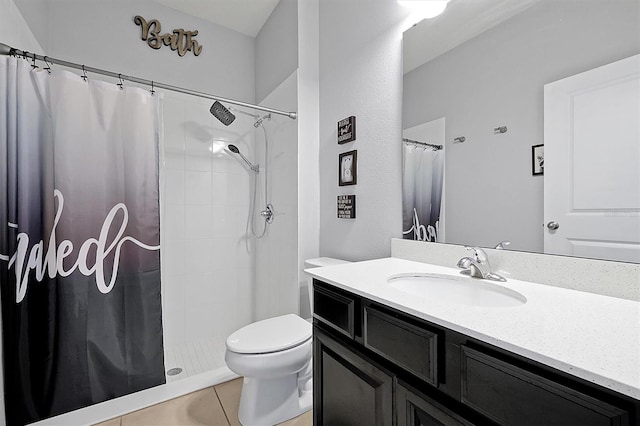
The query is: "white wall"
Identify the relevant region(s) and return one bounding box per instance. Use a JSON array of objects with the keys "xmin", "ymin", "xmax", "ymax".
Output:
[
  {"xmin": 403, "ymin": 1, "xmax": 640, "ymax": 253},
  {"xmin": 254, "ymin": 71, "xmax": 299, "ymax": 320},
  {"xmin": 160, "ymin": 91, "xmax": 256, "ymax": 376},
  {"xmin": 318, "ymin": 0, "xmax": 411, "ymax": 261},
  {"xmin": 255, "ymin": 0, "xmax": 298, "ymax": 103}
]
